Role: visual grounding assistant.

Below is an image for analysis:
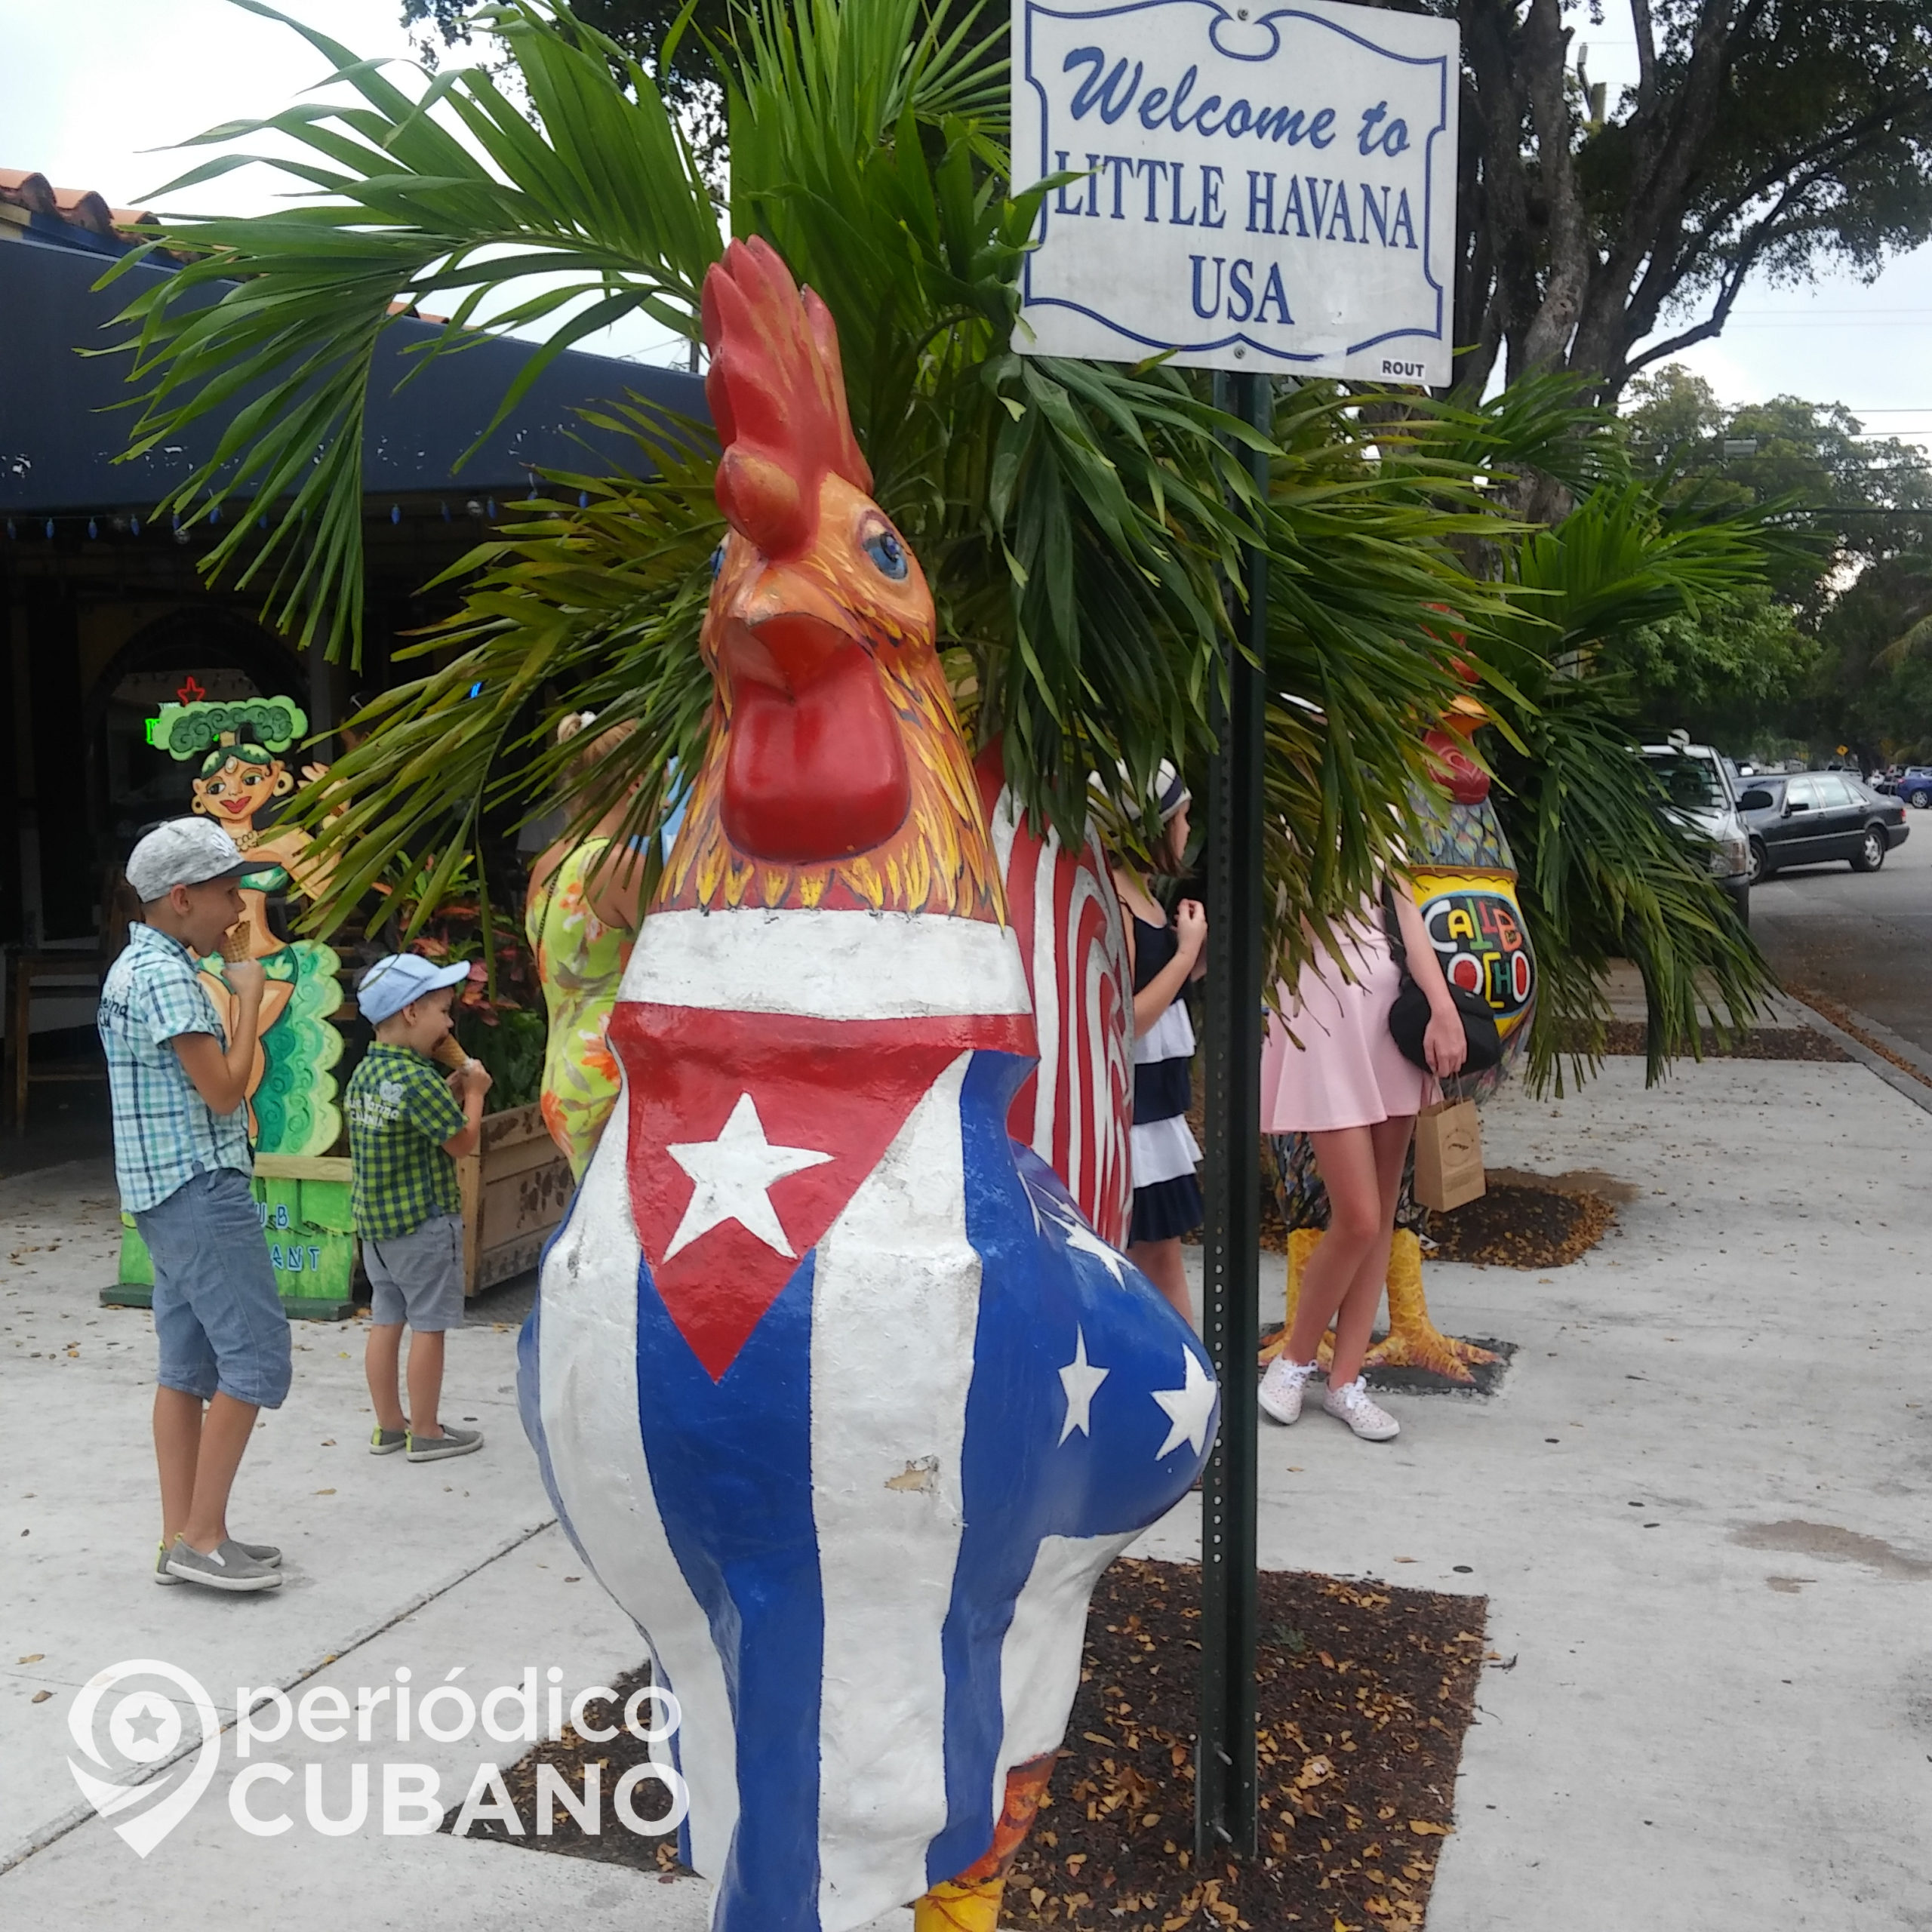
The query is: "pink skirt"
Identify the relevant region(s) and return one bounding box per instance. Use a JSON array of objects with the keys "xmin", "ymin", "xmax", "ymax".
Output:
[{"xmin": 1259, "ymin": 923, "xmax": 1433, "ymax": 1132}]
